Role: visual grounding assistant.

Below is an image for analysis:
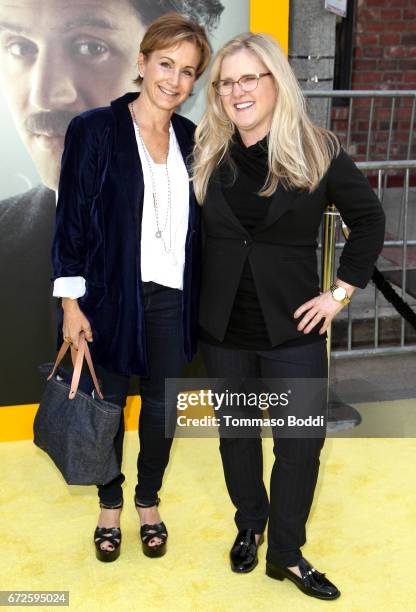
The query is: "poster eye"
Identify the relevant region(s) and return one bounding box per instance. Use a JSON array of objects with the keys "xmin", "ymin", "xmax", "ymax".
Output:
[
  {"xmin": 7, "ymin": 40, "xmax": 37, "ymax": 58},
  {"xmin": 75, "ymin": 41, "xmax": 108, "ymax": 57}
]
